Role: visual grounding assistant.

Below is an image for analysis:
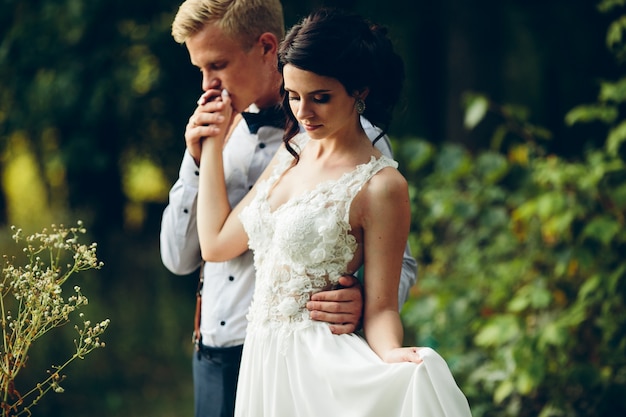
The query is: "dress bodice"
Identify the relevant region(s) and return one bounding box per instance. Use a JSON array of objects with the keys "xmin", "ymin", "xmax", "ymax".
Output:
[{"xmin": 239, "ymin": 134, "xmax": 398, "ymax": 334}]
